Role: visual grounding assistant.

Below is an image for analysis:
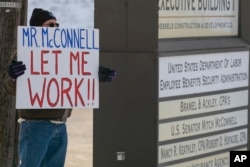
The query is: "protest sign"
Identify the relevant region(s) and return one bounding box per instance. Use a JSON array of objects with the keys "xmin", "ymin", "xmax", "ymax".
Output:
[{"xmin": 16, "ymin": 26, "xmax": 99, "ymax": 109}]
